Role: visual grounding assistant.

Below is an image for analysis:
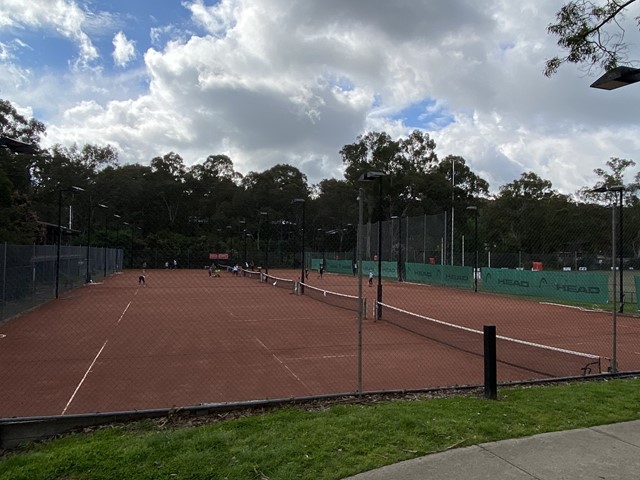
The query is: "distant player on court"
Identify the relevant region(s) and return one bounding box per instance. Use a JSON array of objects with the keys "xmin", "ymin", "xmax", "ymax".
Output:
[
  {"xmin": 138, "ymin": 273, "xmax": 146, "ymax": 286},
  {"xmin": 368, "ymin": 270, "xmax": 374, "ymax": 286}
]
